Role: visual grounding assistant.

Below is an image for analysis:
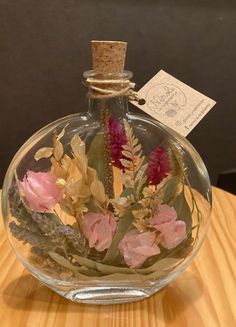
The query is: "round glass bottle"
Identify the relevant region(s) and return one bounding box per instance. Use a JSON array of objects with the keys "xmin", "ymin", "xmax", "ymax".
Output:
[{"xmin": 1, "ymin": 41, "xmax": 211, "ymax": 304}]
